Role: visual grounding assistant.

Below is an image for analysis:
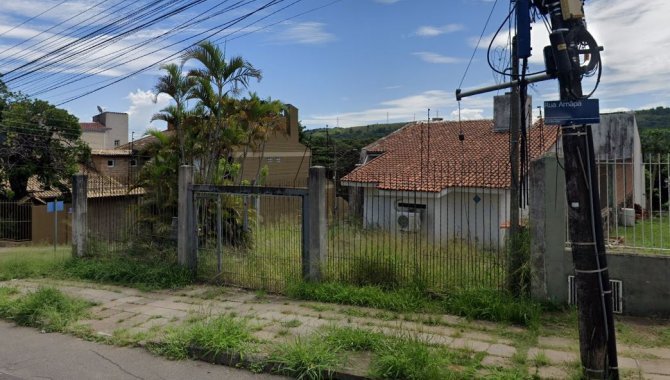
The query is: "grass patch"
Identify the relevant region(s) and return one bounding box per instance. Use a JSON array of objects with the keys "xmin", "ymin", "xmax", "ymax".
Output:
[
  {"xmin": 441, "ymin": 288, "xmax": 541, "ymax": 328},
  {"xmin": 288, "ymin": 281, "xmax": 541, "ymax": 327},
  {"xmin": 0, "ymin": 247, "xmax": 193, "ymax": 290},
  {"xmin": 59, "ymin": 257, "xmax": 193, "ymax": 290},
  {"xmin": 0, "ymin": 287, "xmax": 91, "ymax": 332},
  {"xmin": 370, "ymin": 335, "xmax": 480, "ymax": 380},
  {"xmin": 152, "ymin": 314, "xmax": 256, "ymax": 360},
  {"xmin": 0, "ymin": 246, "xmax": 70, "ymax": 280},
  {"xmin": 269, "ymin": 337, "xmax": 341, "ymax": 380},
  {"xmin": 322, "ymin": 326, "xmax": 384, "ymax": 352},
  {"xmin": 281, "ymin": 319, "xmax": 302, "ymax": 328}
]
